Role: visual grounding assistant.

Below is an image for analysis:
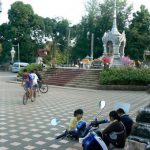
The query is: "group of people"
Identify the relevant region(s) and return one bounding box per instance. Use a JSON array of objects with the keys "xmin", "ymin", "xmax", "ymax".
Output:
[
  {"xmin": 22, "ymin": 68, "xmax": 42, "ymax": 100},
  {"xmin": 68, "ymin": 108, "xmax": 133, "ymax": 149}
]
